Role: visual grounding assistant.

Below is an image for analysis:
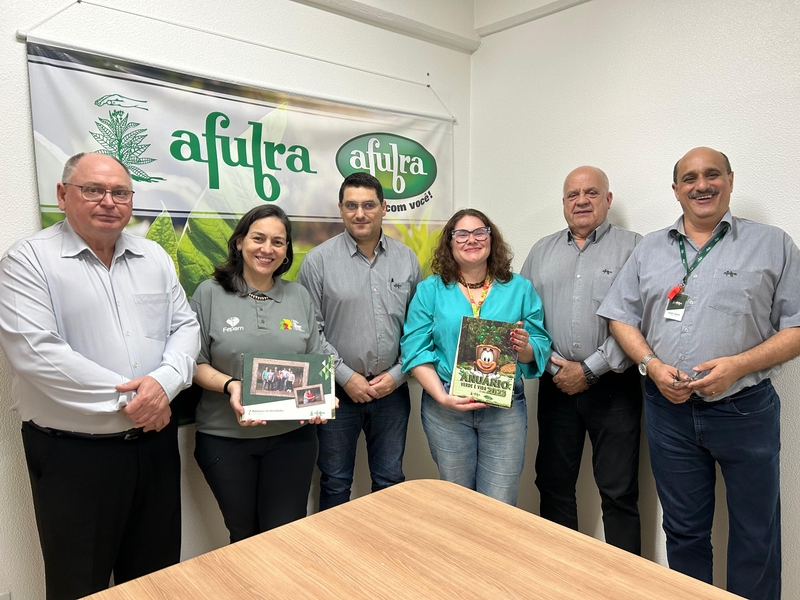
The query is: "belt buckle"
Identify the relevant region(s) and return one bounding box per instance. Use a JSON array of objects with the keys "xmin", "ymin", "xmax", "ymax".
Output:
[{"xmin": 123, "ymin": 429, "xmax": 142, "ymax": 441}]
